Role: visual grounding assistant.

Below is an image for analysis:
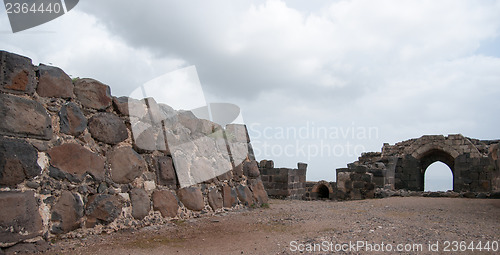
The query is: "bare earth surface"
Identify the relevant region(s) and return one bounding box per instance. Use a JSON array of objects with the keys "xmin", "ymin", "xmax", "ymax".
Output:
[{"xmin": 45, "ymin": 197, "xmax": 500, "ymax": 255}]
